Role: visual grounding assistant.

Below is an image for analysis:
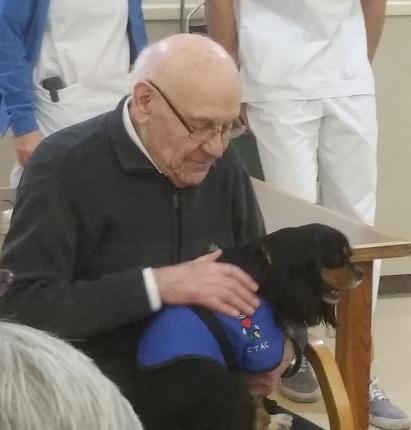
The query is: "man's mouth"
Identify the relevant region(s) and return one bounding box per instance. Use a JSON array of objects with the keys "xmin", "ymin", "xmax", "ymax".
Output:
[
  {"xmin": 189, "ymin": 159, "xmax": 214, "ymax": 170},
  {"xmin": 191, "ymin": 159, "xmax": 213, "ymax": 165}
]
